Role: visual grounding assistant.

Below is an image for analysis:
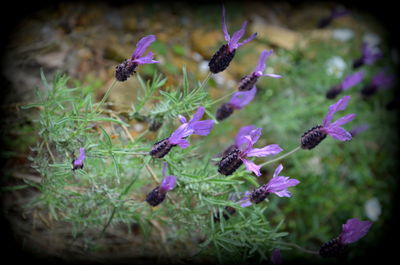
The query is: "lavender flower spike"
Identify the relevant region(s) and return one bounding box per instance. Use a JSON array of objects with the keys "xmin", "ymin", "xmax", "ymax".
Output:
[
  {"xmin": 326, "ymin": 71, "xmax": 365, "ymax": 99},
  {"xmin": 216, "ymin": 86, "xmax": 257, "ymax": 121},
  {"xmin": 239, "ymin": 164, "xmax": 300, "ymax": 207},
  {"xmin": 239, "ymin": 50, "xmax": 282, "ymax": 91},
  {"xmin": 361, "ymin": 70, "xmax": 396, "ymax": 97},
  {"xmin": 353, "ymin": 42, "xmax": 383, "ymax": 69},
  {"xmin": 271, "ymin": 249, "xmax": 283, "ymax": 265},
  {"xmin": 218, "ymin": 127, "xmax": 283, "ymax": 176},
  {"xmin": 150, "ymin": 106, "xmax": 215, "ymax": 158},
  {"xmin": 208, "ymin": 5, "xmax": 257, "ymax": 74},
  {"xmin": 72, "ymin": 147, "xmax": 85, "ymax": 170},
  {"xmin": 301, "ymin": 95, "xmax": 355, "ymax": 149},
  {"xmin": 319, "ymin": 218, "xmax": 372, "ymax": 258},
  {"xmin": 145, "ymin": 162, "xmax": 177, "ymax": 207},
  {"xmin": 115, "ymin": 35, "xmax": 159, "ymax": 81}
]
